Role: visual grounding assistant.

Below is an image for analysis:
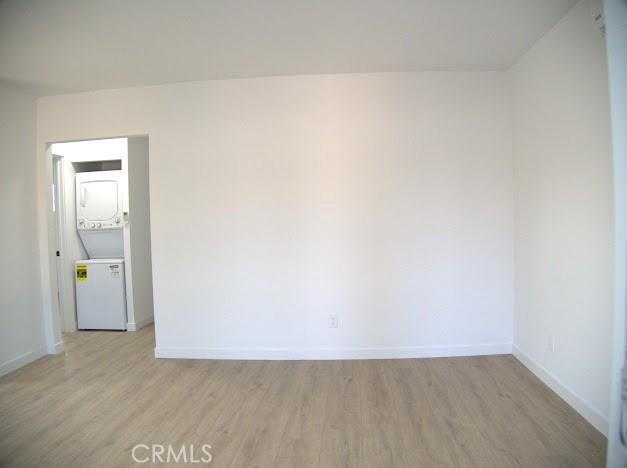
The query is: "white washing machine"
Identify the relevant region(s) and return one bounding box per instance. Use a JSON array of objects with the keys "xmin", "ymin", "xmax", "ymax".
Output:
[
  {"xmin": 75, "ymin": 170, "xmax": 127, "ymax": 330},
  {"xmin": 75, "ymin": 259, "xmax": 126, "ymax": 330}
]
